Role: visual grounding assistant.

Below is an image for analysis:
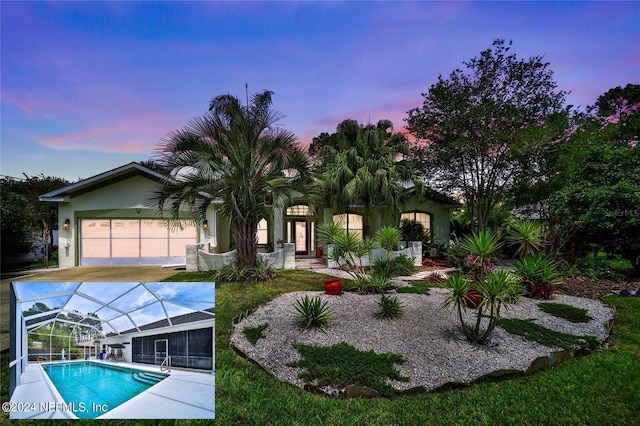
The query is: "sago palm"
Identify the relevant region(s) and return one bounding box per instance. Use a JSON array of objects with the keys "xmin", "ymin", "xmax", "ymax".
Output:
[{"xmin": 151, "ymin": 90, "xmax": 312, "ymax": 269}]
